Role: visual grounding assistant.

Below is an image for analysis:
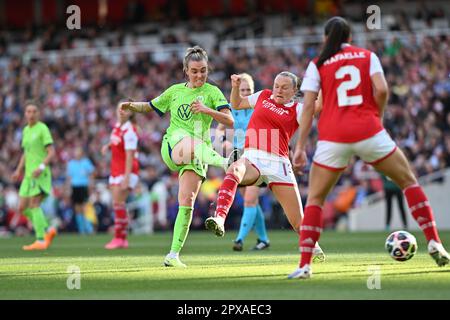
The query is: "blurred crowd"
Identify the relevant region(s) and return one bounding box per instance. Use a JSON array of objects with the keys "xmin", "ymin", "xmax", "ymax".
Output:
[{"xmin": 0, "ymin": 21, "xmax": 449, "ymax": 236}]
